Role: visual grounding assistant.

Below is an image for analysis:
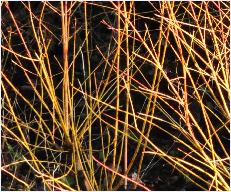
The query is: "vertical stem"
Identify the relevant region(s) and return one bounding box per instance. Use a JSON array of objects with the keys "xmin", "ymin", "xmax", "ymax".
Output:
[
  {"xmin": 123, "ymin": 1, "xmax": 132, "ymax": 189},
  {"xmin": 84, "ymin": 1, "xmax": 94, "ymax": 185},
  {"xmin": 111, "ymin": 1, "xmax": 121, "ymax": 190},
  {"xmin": 61, "ymin": 1, "xmax": 71, "ymax": 142}
]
